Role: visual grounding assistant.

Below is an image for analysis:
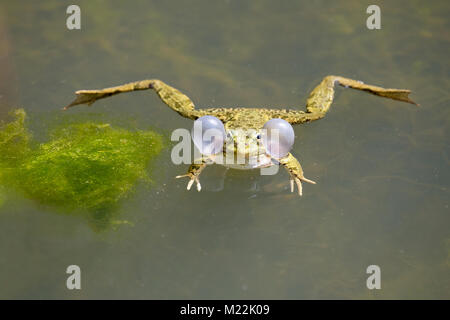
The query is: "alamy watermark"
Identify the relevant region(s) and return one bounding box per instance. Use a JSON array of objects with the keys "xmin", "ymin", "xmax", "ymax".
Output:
[
  {"xmin": 66, "ymin": 265, "xmax": 81, "ymax": 290},
  {"xmin": 366, "ymin": 5, "xmax": 381, "ymax": 30},
  {"xmin": 66, "ymin": 5, "xmax": 81, "ymax": 30},
  {"xmin": 366, "ymin": 265, "xmax": 381, "ymax": 290}
]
